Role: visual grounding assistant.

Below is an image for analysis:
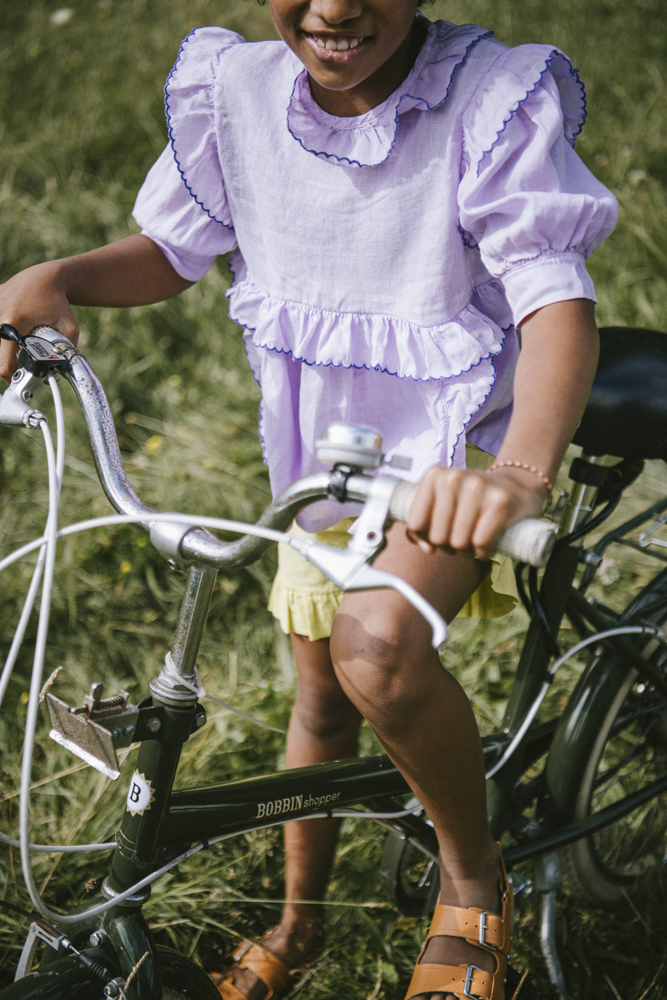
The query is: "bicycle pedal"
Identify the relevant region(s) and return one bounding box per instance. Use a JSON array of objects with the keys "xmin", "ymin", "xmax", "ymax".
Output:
[
  {"xmin": 46, "ymin": 683, "xmax": 139, "ymax": 780},
  {"xmin": 506, "ymin": 965, "xmax": 538, "ymax": 1000}
]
